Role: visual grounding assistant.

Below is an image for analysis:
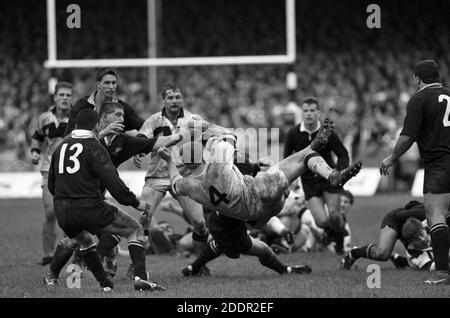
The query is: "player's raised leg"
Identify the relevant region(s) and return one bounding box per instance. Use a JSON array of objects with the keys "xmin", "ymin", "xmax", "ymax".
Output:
[{"xmin": 424, "ymin": 193, "xmax": 450, "ymax": 285}]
